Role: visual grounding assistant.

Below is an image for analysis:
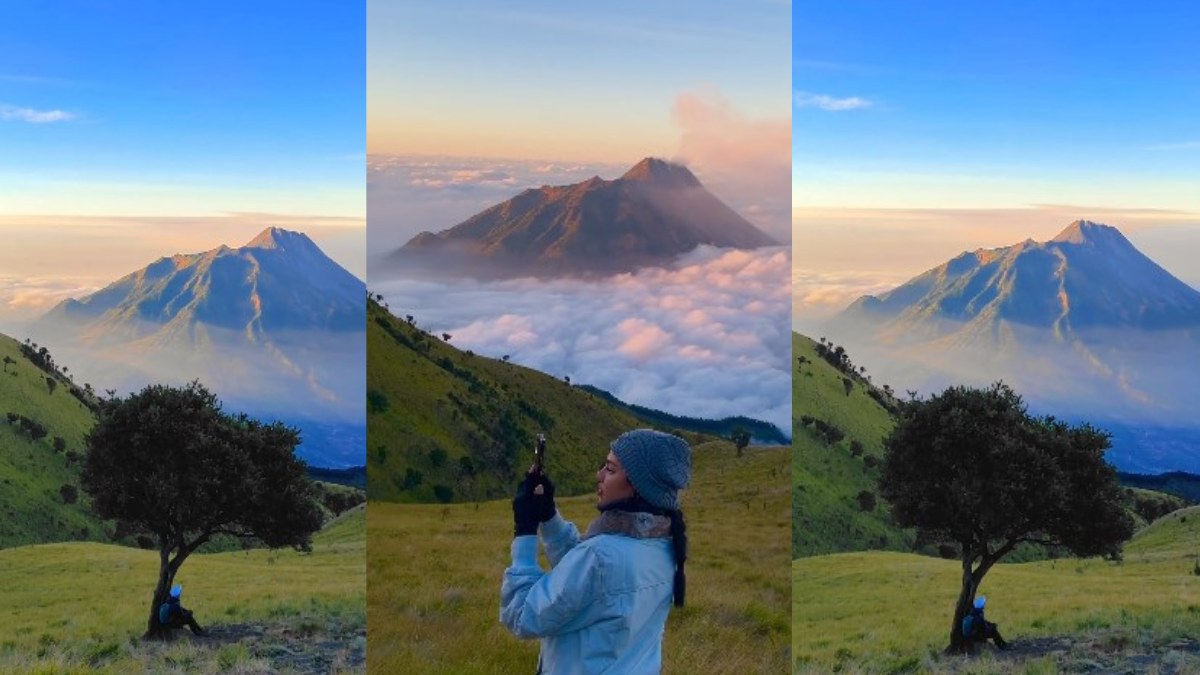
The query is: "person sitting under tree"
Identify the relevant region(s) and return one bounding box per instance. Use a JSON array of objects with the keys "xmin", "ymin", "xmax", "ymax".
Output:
[
  {"xmin": 159, "ymin": 584, "xmax": 205, "ymax": 636},
  {"xmin": 962, "ymin": 596, "xmax": 1008, "ymax": 651}
]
